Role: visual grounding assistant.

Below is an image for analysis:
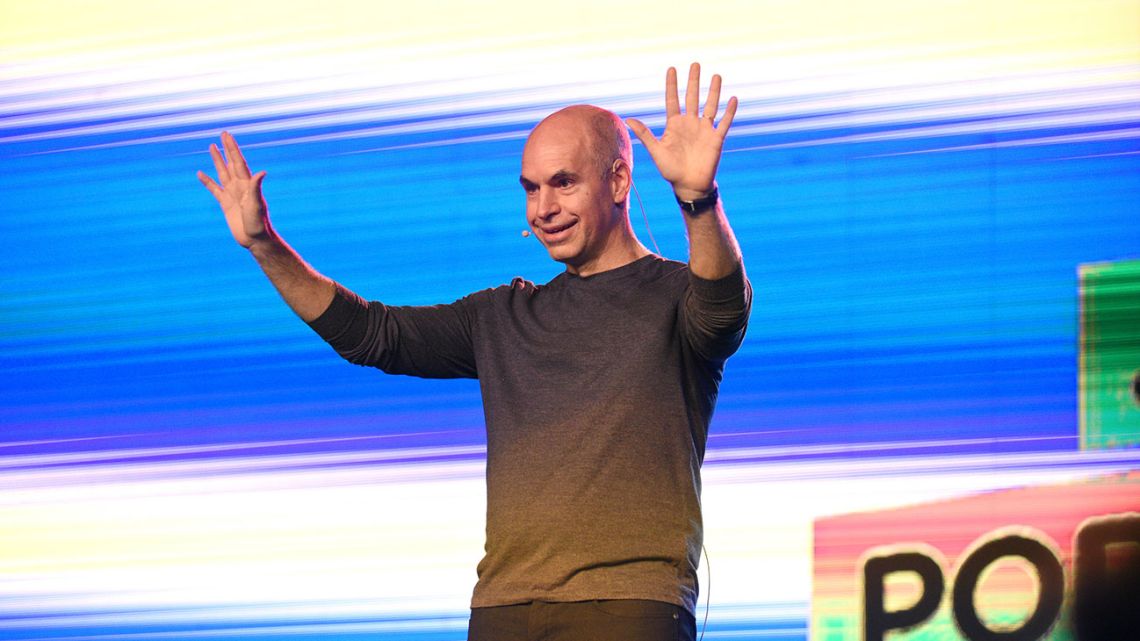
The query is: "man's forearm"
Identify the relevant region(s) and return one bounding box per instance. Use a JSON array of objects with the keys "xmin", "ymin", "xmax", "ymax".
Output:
[
  {"xmin": 247, "ymin": 235, "xmax": 337, "ymax": 322},
  {"xmin": 685, "ymin": 199, "xmax": 743, "ymax": 280}
]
